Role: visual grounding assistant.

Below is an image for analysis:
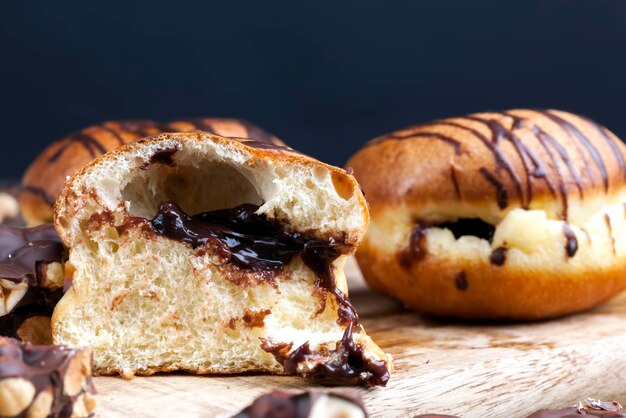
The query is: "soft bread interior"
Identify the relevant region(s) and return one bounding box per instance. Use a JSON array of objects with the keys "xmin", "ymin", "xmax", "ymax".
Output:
[{"xmin": 52, "ymin": 133, "xmax": 385, "ymax": 379}]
